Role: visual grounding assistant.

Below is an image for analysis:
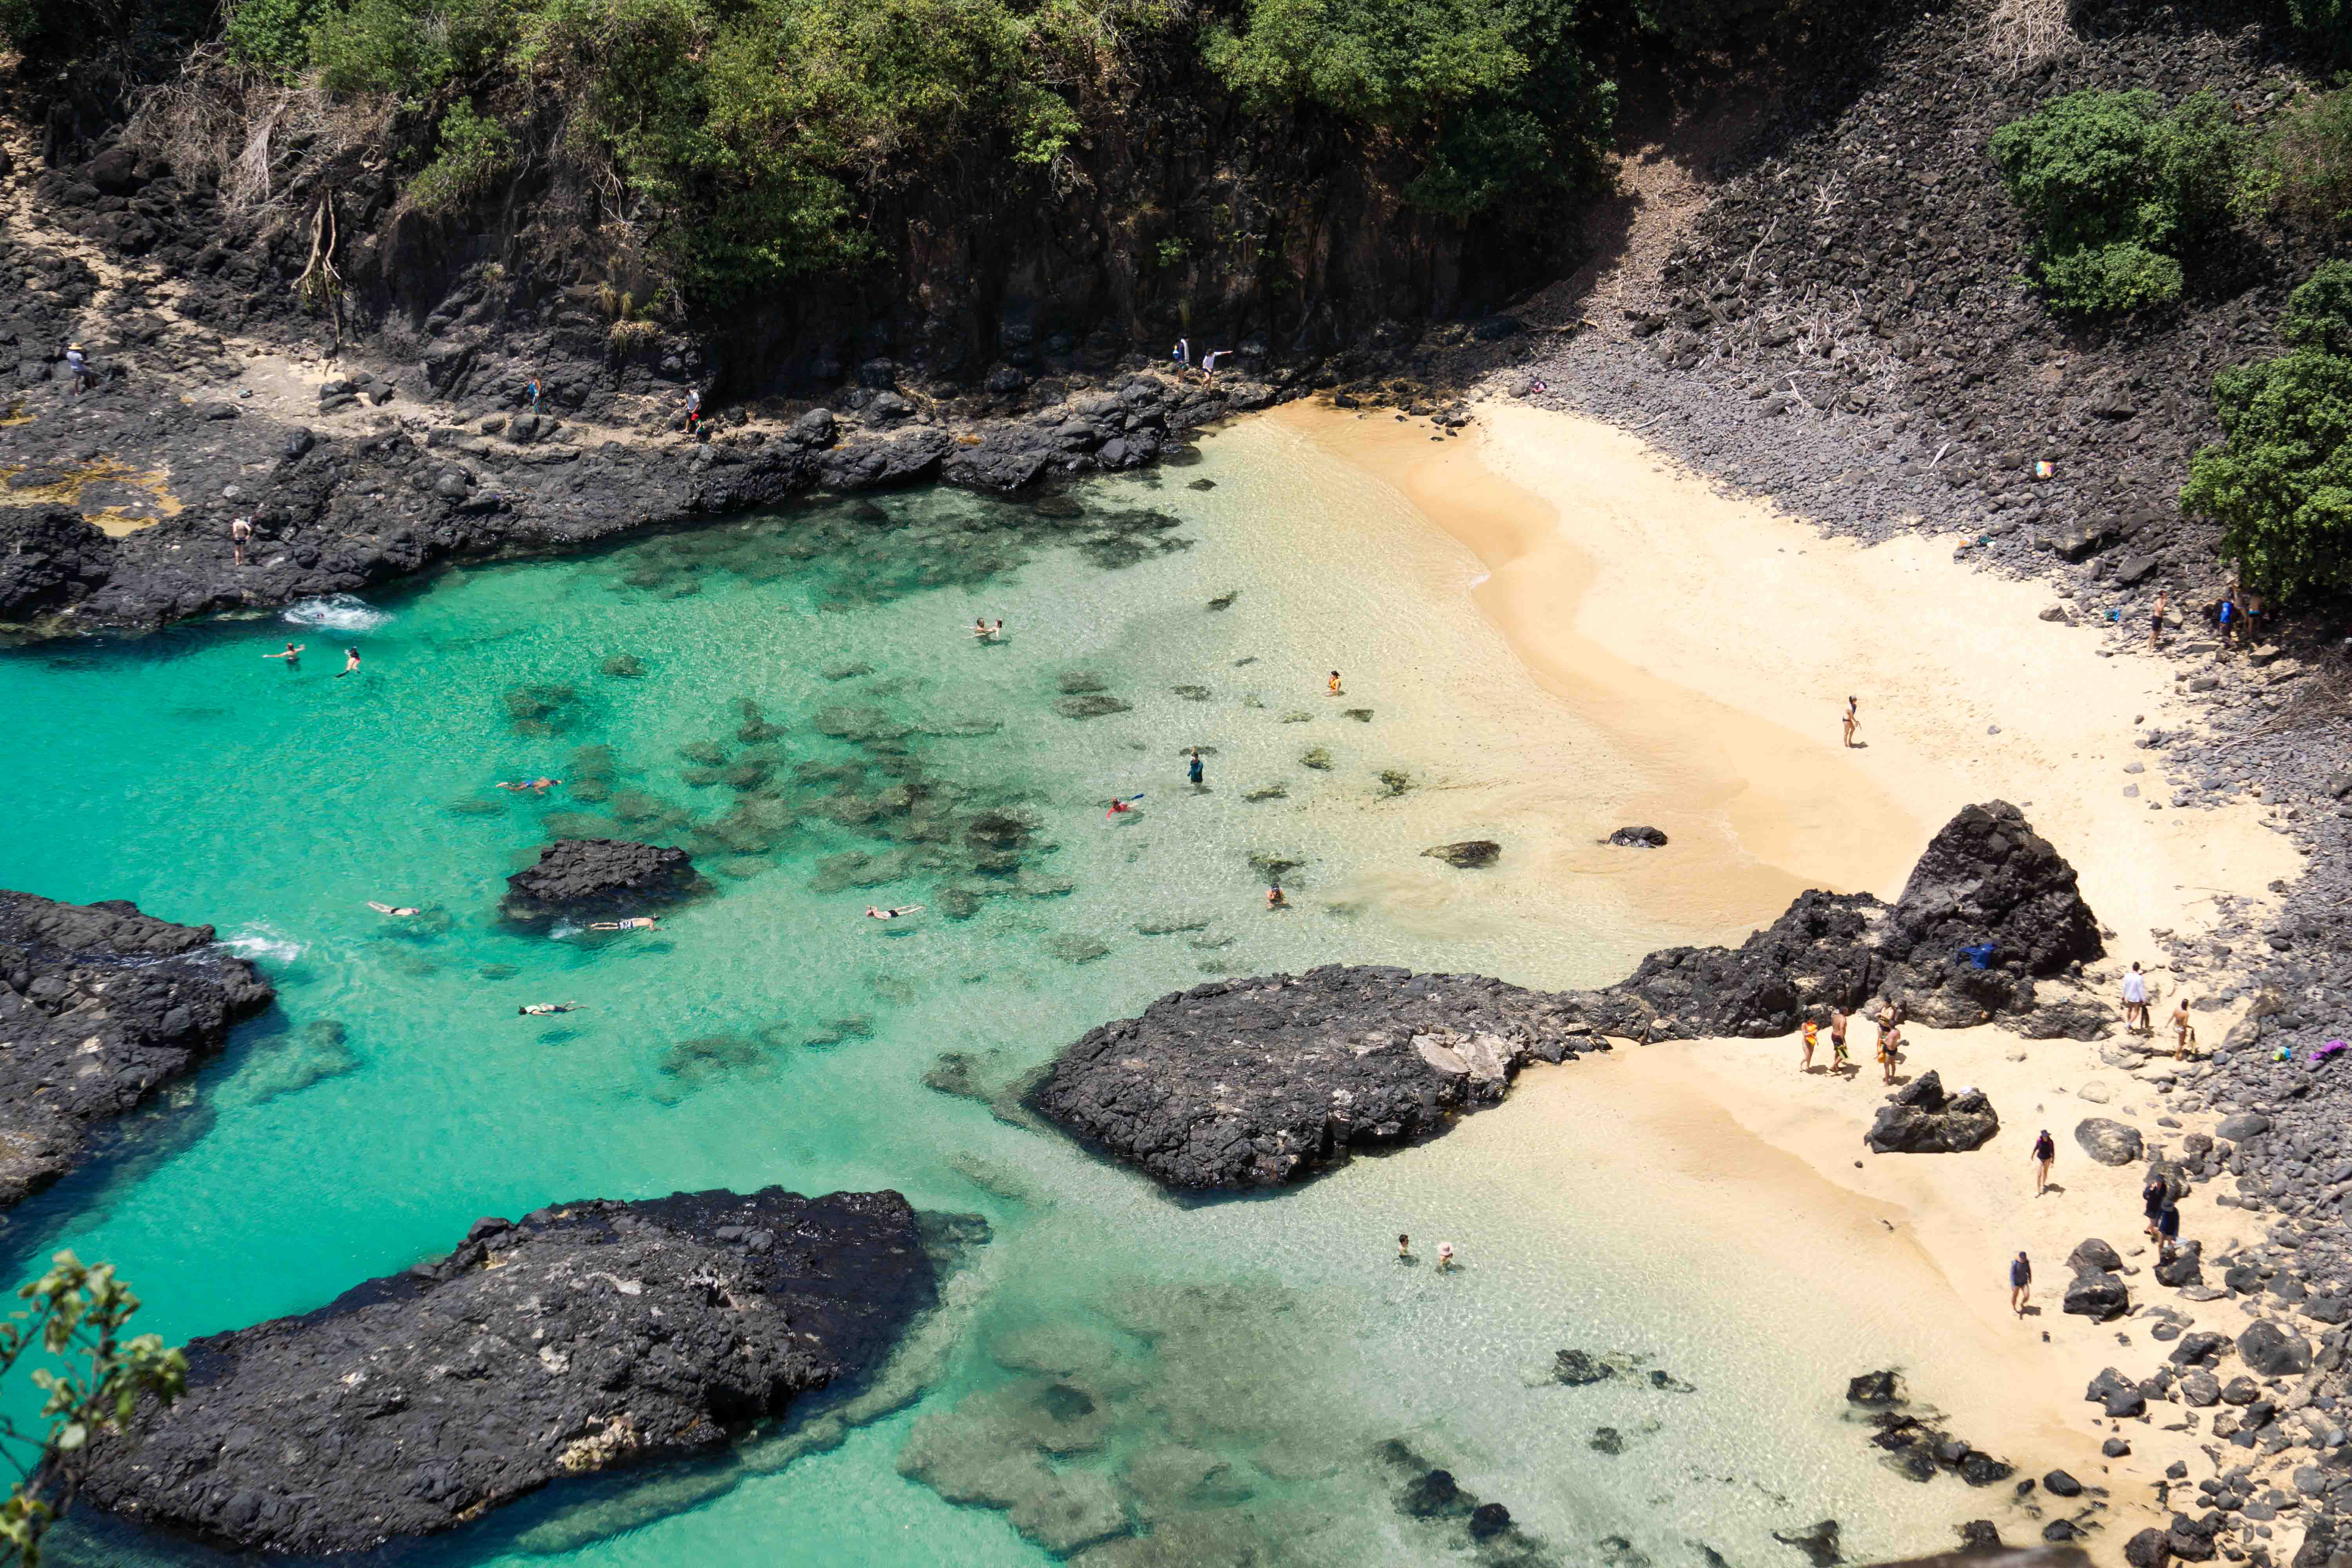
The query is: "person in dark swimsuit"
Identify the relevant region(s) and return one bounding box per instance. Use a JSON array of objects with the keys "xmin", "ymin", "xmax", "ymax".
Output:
[
  {"xmin": 2031, "ymin": 1129, "xmax": 2056, "ymax": 1194},
  {"xmin": 2143, "ymin": 1174, "xmax": 2170, "ymax": 1240},
  {"xmin": 2009, "ymin": 1252, "xmax": 2032, "ymax": 1316}
]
